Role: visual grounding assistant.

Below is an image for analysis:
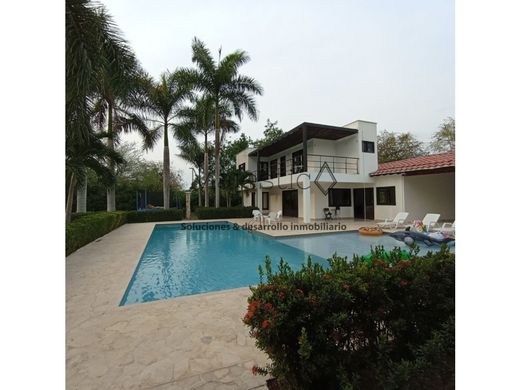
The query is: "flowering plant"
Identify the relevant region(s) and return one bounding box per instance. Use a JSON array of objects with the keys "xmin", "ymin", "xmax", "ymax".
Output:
[{"xmin": 243, "ymin": 246, "xmax": 455, "ymax": 389}]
